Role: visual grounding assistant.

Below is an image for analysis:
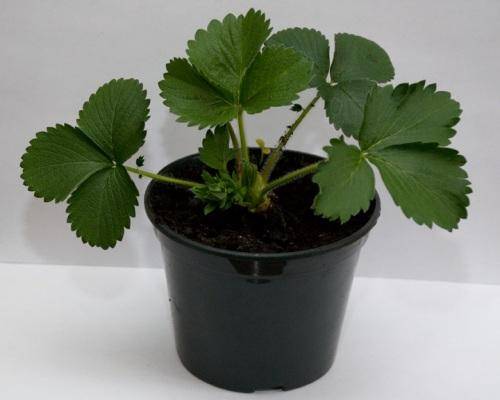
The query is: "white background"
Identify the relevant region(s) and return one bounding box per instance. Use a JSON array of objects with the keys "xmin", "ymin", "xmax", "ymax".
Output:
[
  {"xmin": 2, "ymin": 264, "xmax": 499, "ymax": 398},
  {"xmin": 1, "ymin": 0, "xmax": 499, "ymax": 283}
]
